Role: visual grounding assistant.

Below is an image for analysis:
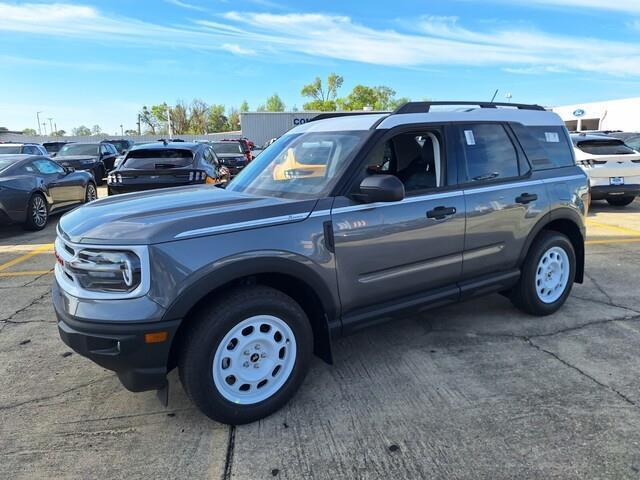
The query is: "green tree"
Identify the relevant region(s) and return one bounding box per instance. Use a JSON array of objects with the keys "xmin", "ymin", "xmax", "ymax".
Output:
[
  {"xmin": 53, "ymin": 129, "xmax": 66, "ymax": 137},
  {"xmin": 72, "ymin": 125, "xmax": 91, "ymax": 136},
  {"xmin": 207, "ymin": 104, "xmax": 228, "ymax": 132},
  {"xmin": 22, "ymin": 128, "xmax": 37, "ymax": 135},
  {"xmin": 189, "ymin": 99, "xmax": 209, "ymax": 134},
  {"xmin": 337, "ymin": 85, "xmax": 407, "ymax": 111},
  {"xmin": 0, "ymin": 127, "xmax": 8, "ymax": 133},
  {"xmin": 171, "ymin": 101, "xmax": 189, "ymax": 134},
  {"xmin": 91, "ymin": 125, "xmax": 102, "ymax": 135},
  {"xmin": 239, "ymin": 100, "xmax": 250, "ymax": 112},
  {"xmin": 301, "ymin": 73, "xmax": 343, "ymax": 111},
  {"xmin": 228, "ymin": 108, "xmax": 240, "ymax": 131},
  {"xmin": 139, "ymin": 106, "xmax": 158, "ymax": 134},
  {"xmin": 124, "ymin": 129, "xmax": 138, "ymax": 136},
  {"xmin": 264, "ymin": 93, "xmax": 285, "ymax": 112}
]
